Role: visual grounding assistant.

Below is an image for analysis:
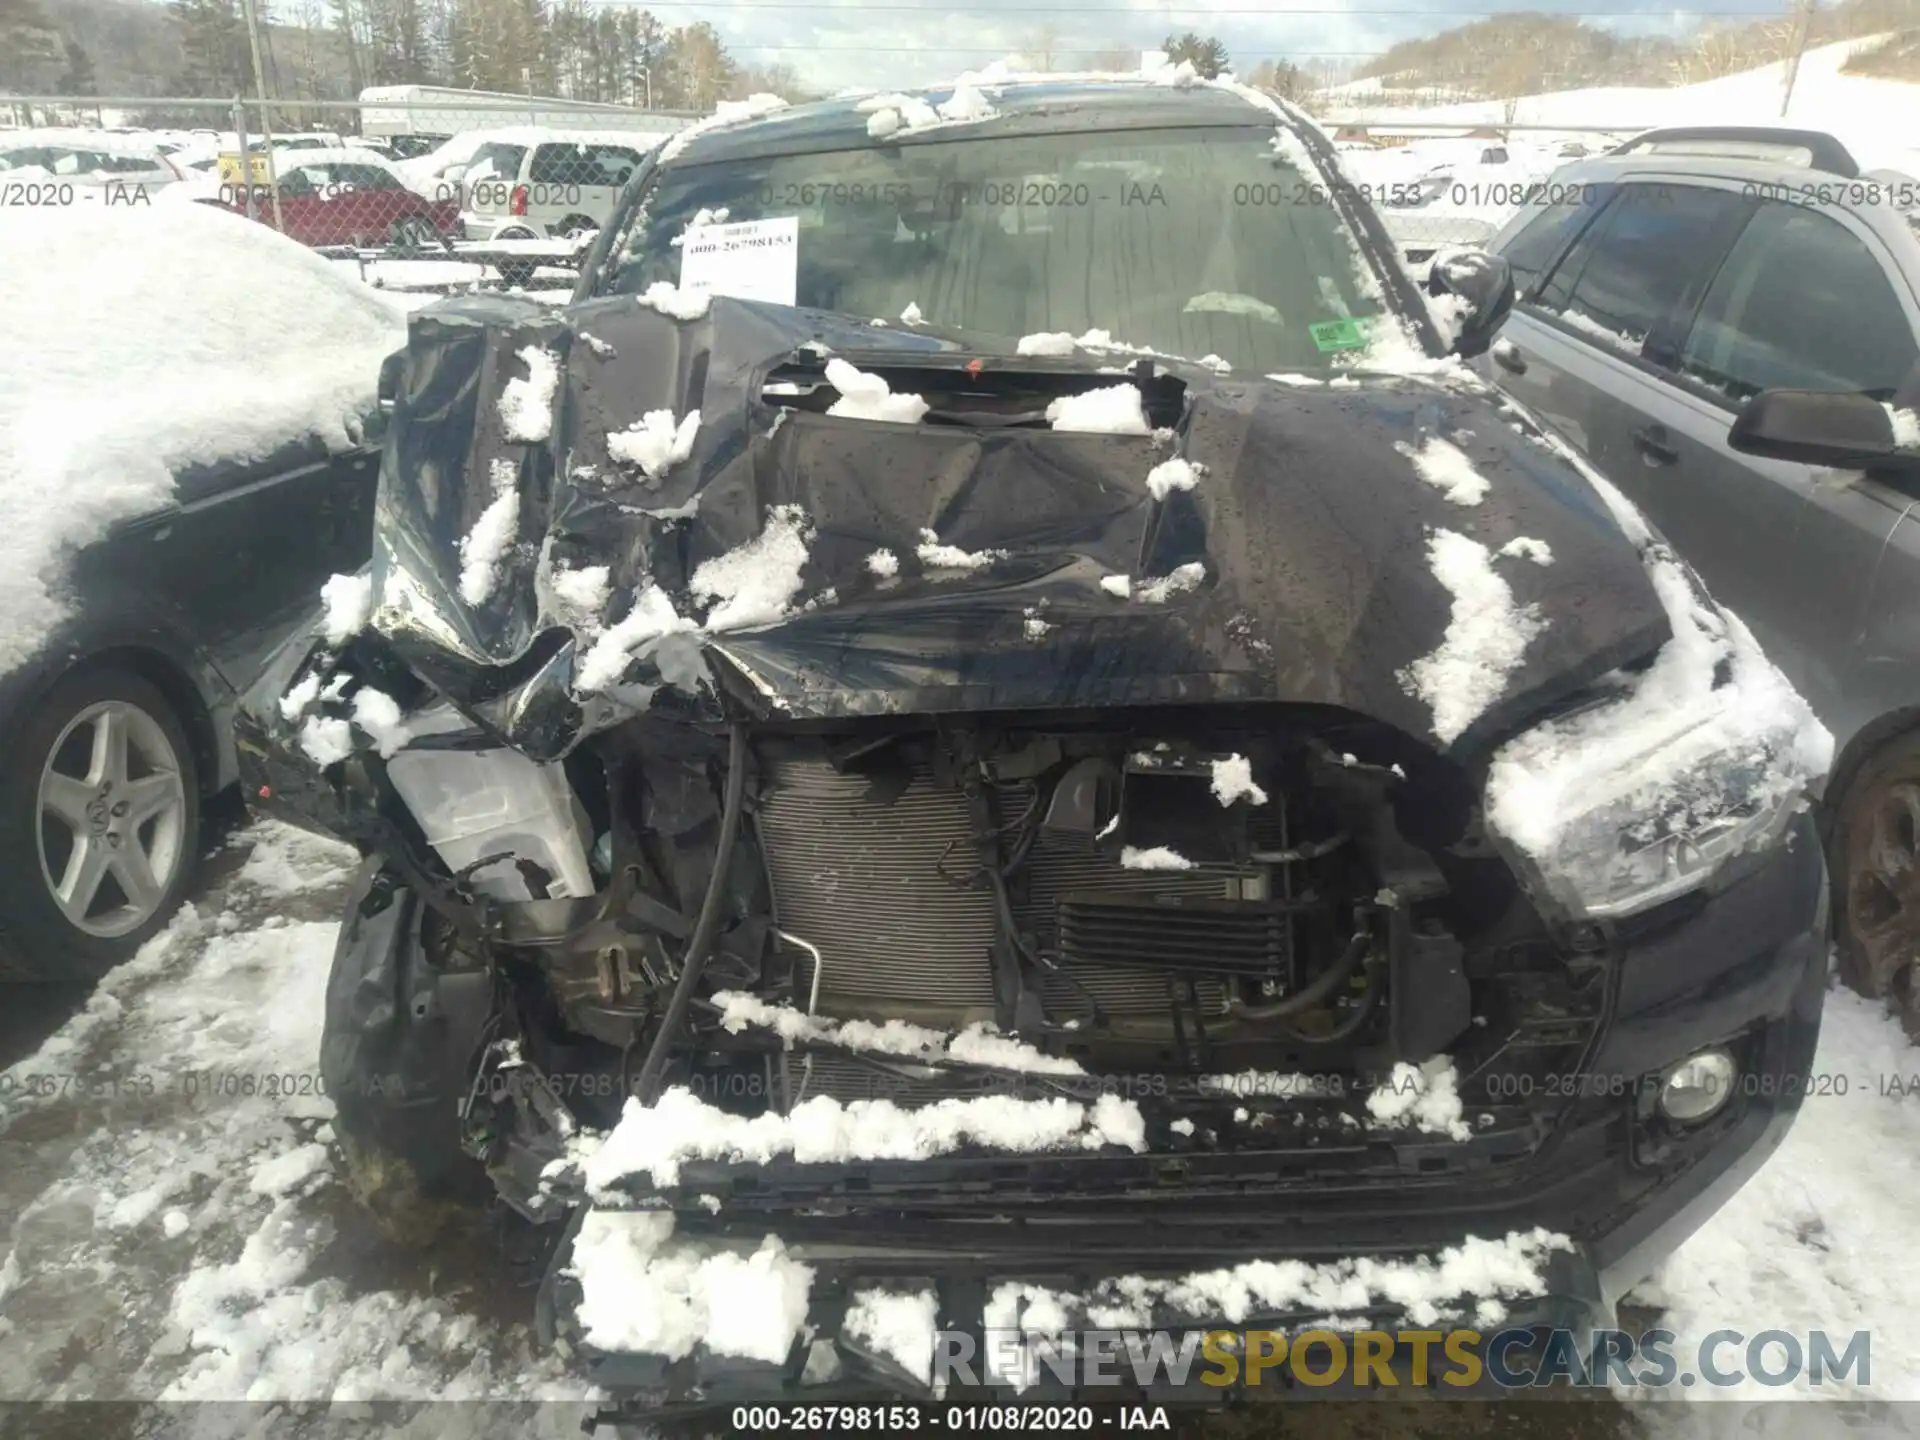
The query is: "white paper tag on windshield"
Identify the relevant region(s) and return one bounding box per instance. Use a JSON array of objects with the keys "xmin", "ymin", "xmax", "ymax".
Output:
[{"xmin": 677, "ymin": 216, "xmax": 799, "ymax": 306}]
